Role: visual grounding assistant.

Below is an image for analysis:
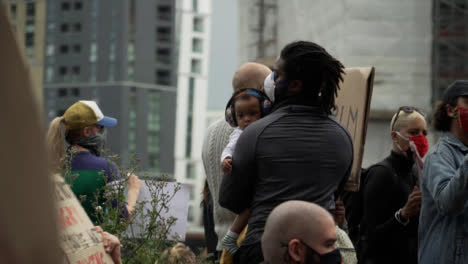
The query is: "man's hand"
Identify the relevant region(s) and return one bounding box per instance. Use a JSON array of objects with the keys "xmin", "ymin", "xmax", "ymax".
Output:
[
  {"xmin": 222, "ymin": 157, "xmax": 232, "ymax": 174},
  {"xmin": 401, "ymin": 186, "xmax": 422, "ymax": 221},
  {"xmin": 94, "ymin": 226, "xmax": 122, "ymax": 264}
]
